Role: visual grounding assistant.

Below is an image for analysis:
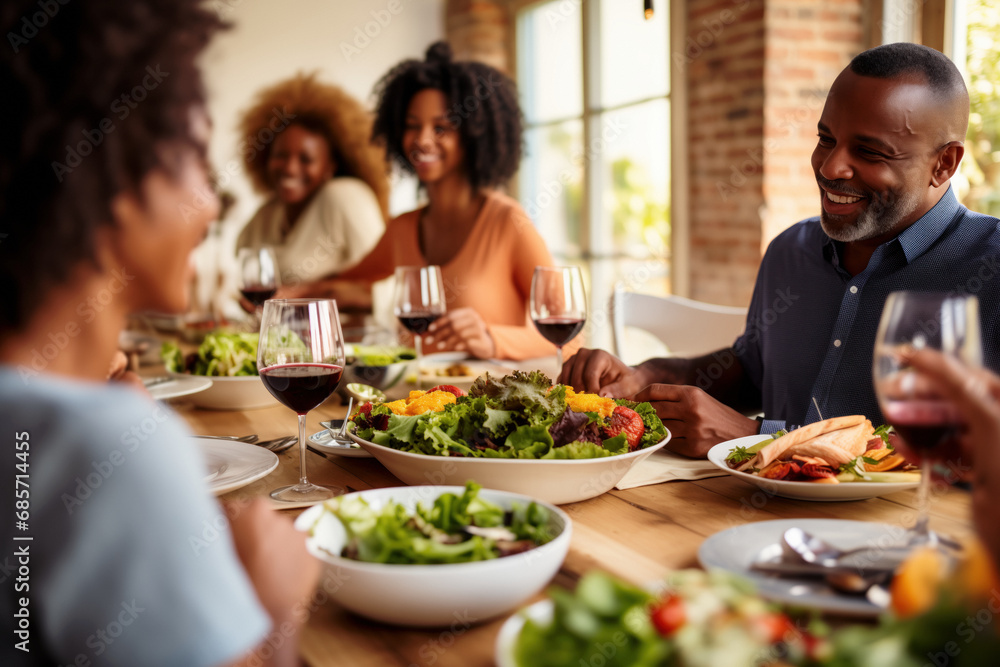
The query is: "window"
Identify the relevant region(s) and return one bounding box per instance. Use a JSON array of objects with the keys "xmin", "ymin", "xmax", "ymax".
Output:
[
  {"xmin": 953, "ymin": 0, "xmax": 1000, "ymax": 217},
  {"xmin": 516, "ymin": 0, "xmax": 671, "ymax": 350}
]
